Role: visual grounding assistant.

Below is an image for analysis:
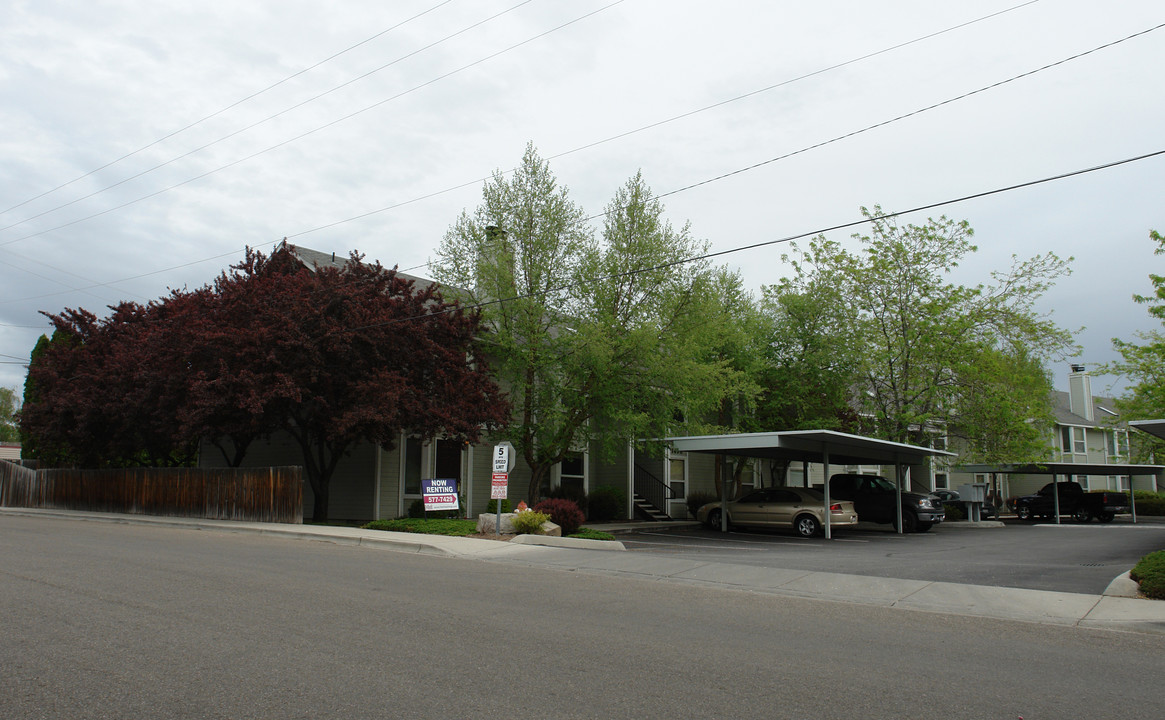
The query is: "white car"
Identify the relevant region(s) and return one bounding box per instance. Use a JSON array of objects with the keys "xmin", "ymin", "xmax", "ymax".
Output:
[{"xmin": 697, "ymin": 486, "xmax": 858, "ymax": 537}]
